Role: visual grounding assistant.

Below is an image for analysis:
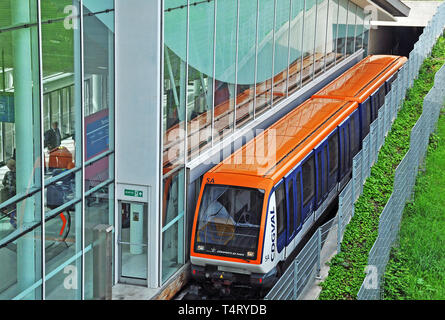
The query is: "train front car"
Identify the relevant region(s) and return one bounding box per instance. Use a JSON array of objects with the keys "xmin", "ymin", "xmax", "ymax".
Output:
[{"xmin": 190, "ymin": 173, "xmax": 277, "ymax": 296}]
